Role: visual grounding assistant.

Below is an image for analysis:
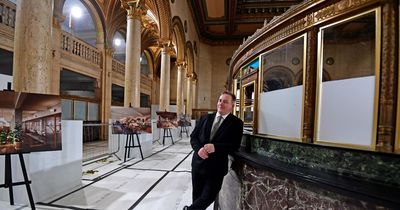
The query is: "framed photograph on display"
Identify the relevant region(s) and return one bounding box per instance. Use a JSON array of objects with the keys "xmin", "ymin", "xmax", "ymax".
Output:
[
  {"xmin": 156, "ymin": 111, "xmax": 178, "ymax": 129},
  {"xmin": 0, "ymin": 91, "xmax": 62, "ymax": 154},
  {"xmin": 111, "ymin": 107, "xmax": 152, "ymax": 134}
]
